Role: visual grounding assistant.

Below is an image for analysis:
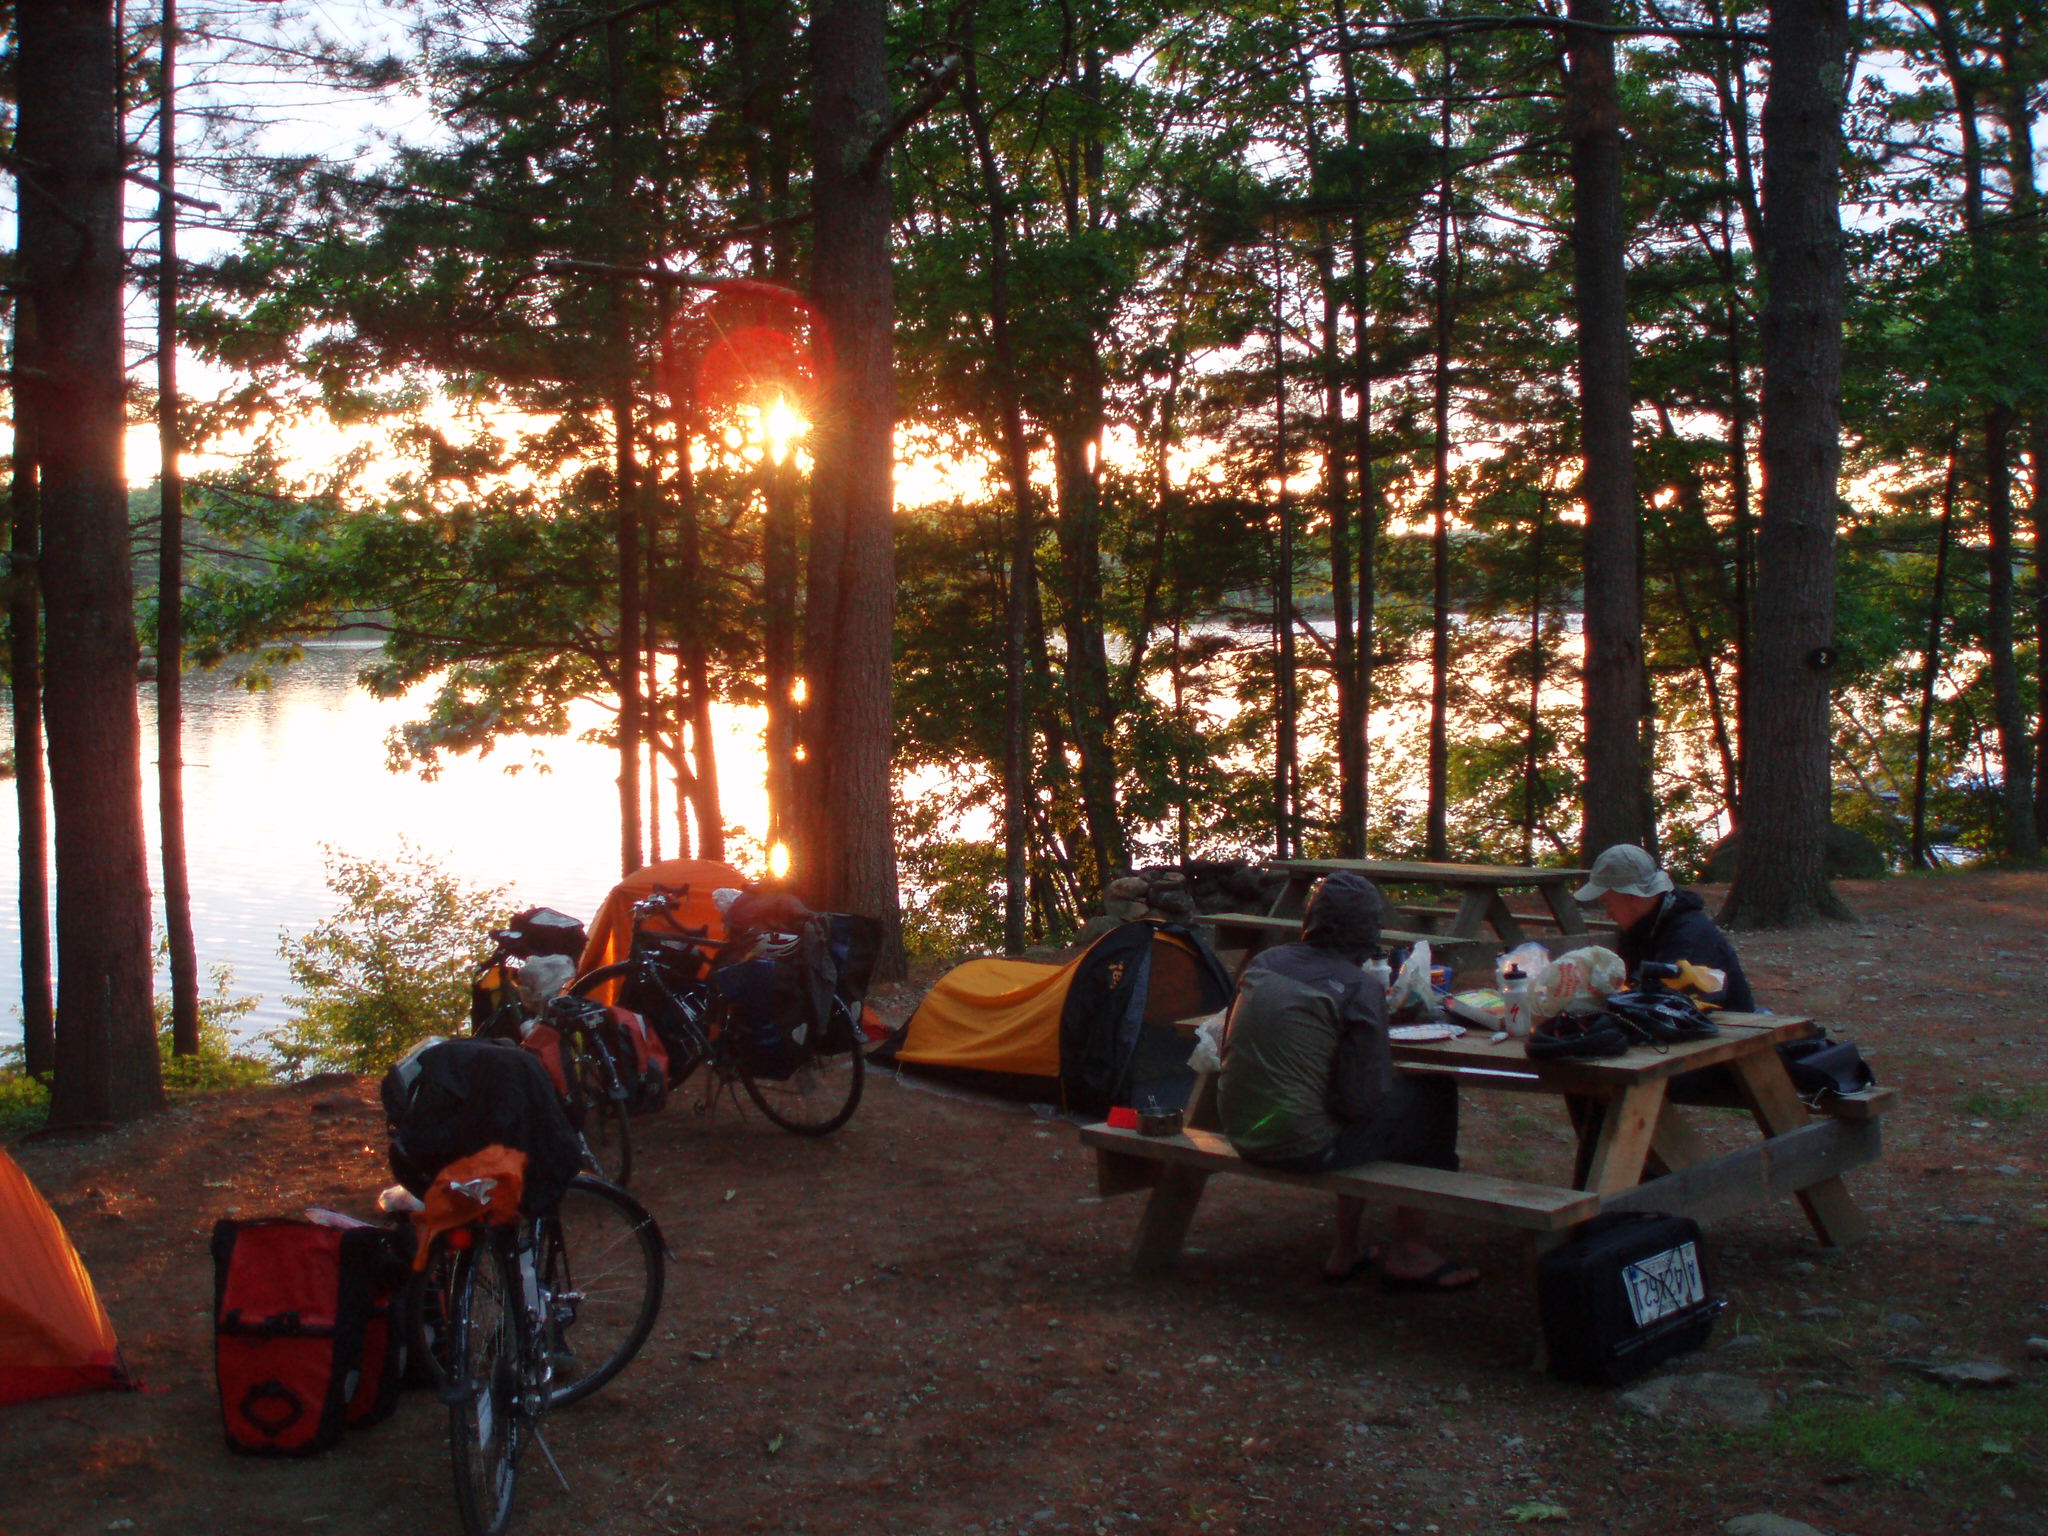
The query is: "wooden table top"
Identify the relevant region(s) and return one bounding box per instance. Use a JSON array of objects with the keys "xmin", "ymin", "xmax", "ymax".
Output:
[
  {"xmin": 1388, "ymin": 1013, "xmax": 1814, "ymax": 1085},
  {"xmin": 1271, "ymin": 858, "xmax": 1590, "ymax": 888}
]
